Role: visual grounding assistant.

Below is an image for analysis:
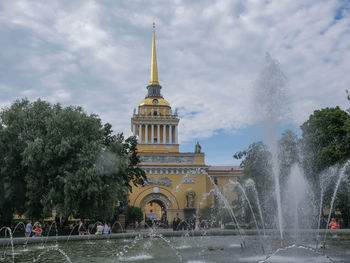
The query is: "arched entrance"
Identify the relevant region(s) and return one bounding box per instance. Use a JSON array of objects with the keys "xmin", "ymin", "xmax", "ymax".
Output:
[
  {"xmin": 133, "ymin": 187, "xmax": 179, "ymax": 224},
  {"xmin": 139, "ymin": 192, "xmax": 174, "ymax": 226},
  {"xmin": 144, "ymin": 199, "xmax": 167, "ymax": 223}
]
